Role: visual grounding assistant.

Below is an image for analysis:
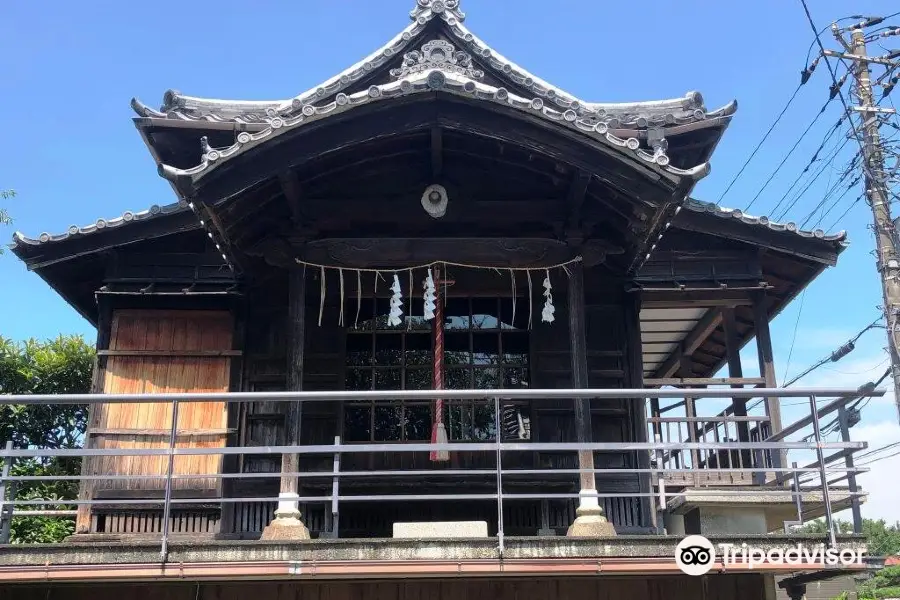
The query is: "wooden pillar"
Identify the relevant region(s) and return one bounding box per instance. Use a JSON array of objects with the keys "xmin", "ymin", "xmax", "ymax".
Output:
[
  {"xmin": 624, "ymin": 291, "xmax": 653, "ymax": 528},
  {"xmin": 722, "ymin": 307, "xmax": 752, "ymax": 469},
  {"xmin": 220, "ymin": 297, "xmax": 247, "ymax": 535},
  {"xmin": 261, "ymin": 266, "xmax": 310, "ymax": 540},
  {"xmin": 753, "ymin": 292, "xmax": 784, "ymax": 476},
  {"xmin": 566, "ymin": 262, "xmax": 615, "ymax": 537},
  {"xmin": 75, "ymin": 295, "xmax": 113, "ymax": 534},
  {"xmin": 838, "ymin": 406, "xmax": 863, "ymax": 533},
  {"xmin": 752, "ymin": 292, "xmax": 783, "ymax": 427}
]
